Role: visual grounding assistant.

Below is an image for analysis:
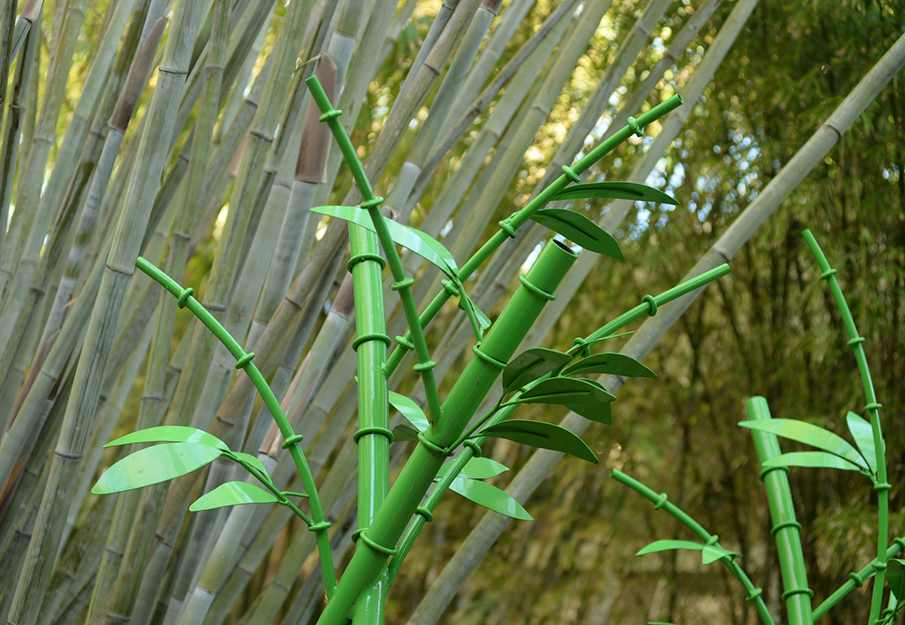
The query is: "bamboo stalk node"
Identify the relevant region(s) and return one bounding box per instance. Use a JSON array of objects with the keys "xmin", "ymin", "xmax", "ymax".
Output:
[
  {"xmin": 561, "ymin": 165, "xmax": 580, "ymax": 183},
  {"xmin": 414, "ymin": 507, "xmax": 434, "ymax": 522},
  {"xmin": 318, "ymin": 108, "xmax": 342, "ymax": 123},
  {"xmin": 309, "ymin": 521, "xmax": 332, "ymax": 532},
  {"xmin": 471, "ymin": 344, "xmax": 506, "ymax": 370},
  {"xmin": 847, "ymin": 336, "xmax": 866, "ymax": 346},
  {"xmin": 348, "ymin": 252, "xmax": 387, "ymax": 272},
  {"xmin": 874, "ymin": 482, "xmax": 892, "ymax": 492},
  {"xmin": 394, "ymin": 335, "xmax": 414, "ymax": 351},
  {"xmin": 497, "ymin": 219, "xmax": 517, "ymax": 239},
  {"xmin": 758, "ymin": 465, "xmax": 790, "ymax": 481},
  {"xmin": 872, "ymin": 561, "xmax": 888, "ymax": 571},
  {"xmin": 356, "ymin": 530, "xmax": 398, "ymax": 556},
  {"xmin": 781, "ymin": 587, "xmax": 815, "ymax": 600},
  {"xmin": 746, "ymin": 589, "xmax": 764, "ymax": 602},
  {"xmin": 642, "ymin": 294, "xmax": 658, "ymax": 316},
  {"xmin": 391, "ymin": 277, "xmax": 415, "ymax": 291},
  {"xmin": 771, "ymin": 520, "xmax": 803, "ymax": 536},
  {"xmin": 462, "ymin": 440, "xmax": 482, "ymax": 457},
  {"xmin": 352, "ymin": 426, "xmax": 394, "ymax": 444},
  {"xmin": 626, "ymin": 116, "xmax": 643, "ymax": 137},
  {"xmin": 416, "ymin": 432, "xmax": 453, "ymax": 457},
  {"xmin": 176, "ymin": 287, "xmax": 194, "ymax": 308},
  {"xmin": 653, "ymin": 492, "xmax": 668, "ymax": 510},
  {"xmin": 281, "ymin": 434, "xmax": 305, "ymax": 448},
  {"xmin": 235, "ymin": 352, "xmax": 255, "ymax": 369},
  {"xmin": 360, "ymin": 196, "xmax": 383, "ymax": 208},
  {"xmin": 517, "ymin": 274, "xmax": 556, "ymax": 301},
  {"xmin": 820, "ymin": 268, "xmax": 837, "ymax": 280},
  {"xmin": 849, "ymin": 572, "xmax": 865, "ymax": 587},
  {"xmin": 411, "ymin": 360, "xmax": 437, "ymax": 372},
  {"xmin": 351, "ymin": 332, "xmax": 392, "ymax": 351},
  {"xmin": 894, "ymin": 538, "xmax": 905, "ymax": 551},
  {"xmin": 864, "ymin": 402, "xmax": 882, "ymax": 411}
]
